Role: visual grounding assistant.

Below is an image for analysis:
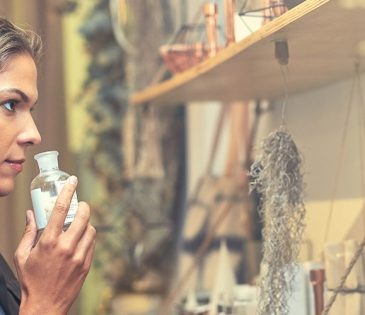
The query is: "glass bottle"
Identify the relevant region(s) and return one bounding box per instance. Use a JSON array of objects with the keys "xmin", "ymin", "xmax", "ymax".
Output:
[{"xmin": 30, "ymin": 151, "xmax": 78, "ymax": 231}]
